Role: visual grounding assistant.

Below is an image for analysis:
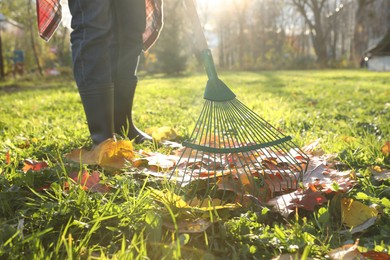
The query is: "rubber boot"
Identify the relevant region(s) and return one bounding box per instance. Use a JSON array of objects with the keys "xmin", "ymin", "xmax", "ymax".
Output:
[
  {"xmin": 79, "ymin": 85, "xmax": 114, "ymax": 146},
  {"xmin": 114, "ymin": 78, "xmax": 152, "ymax": 144}
]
